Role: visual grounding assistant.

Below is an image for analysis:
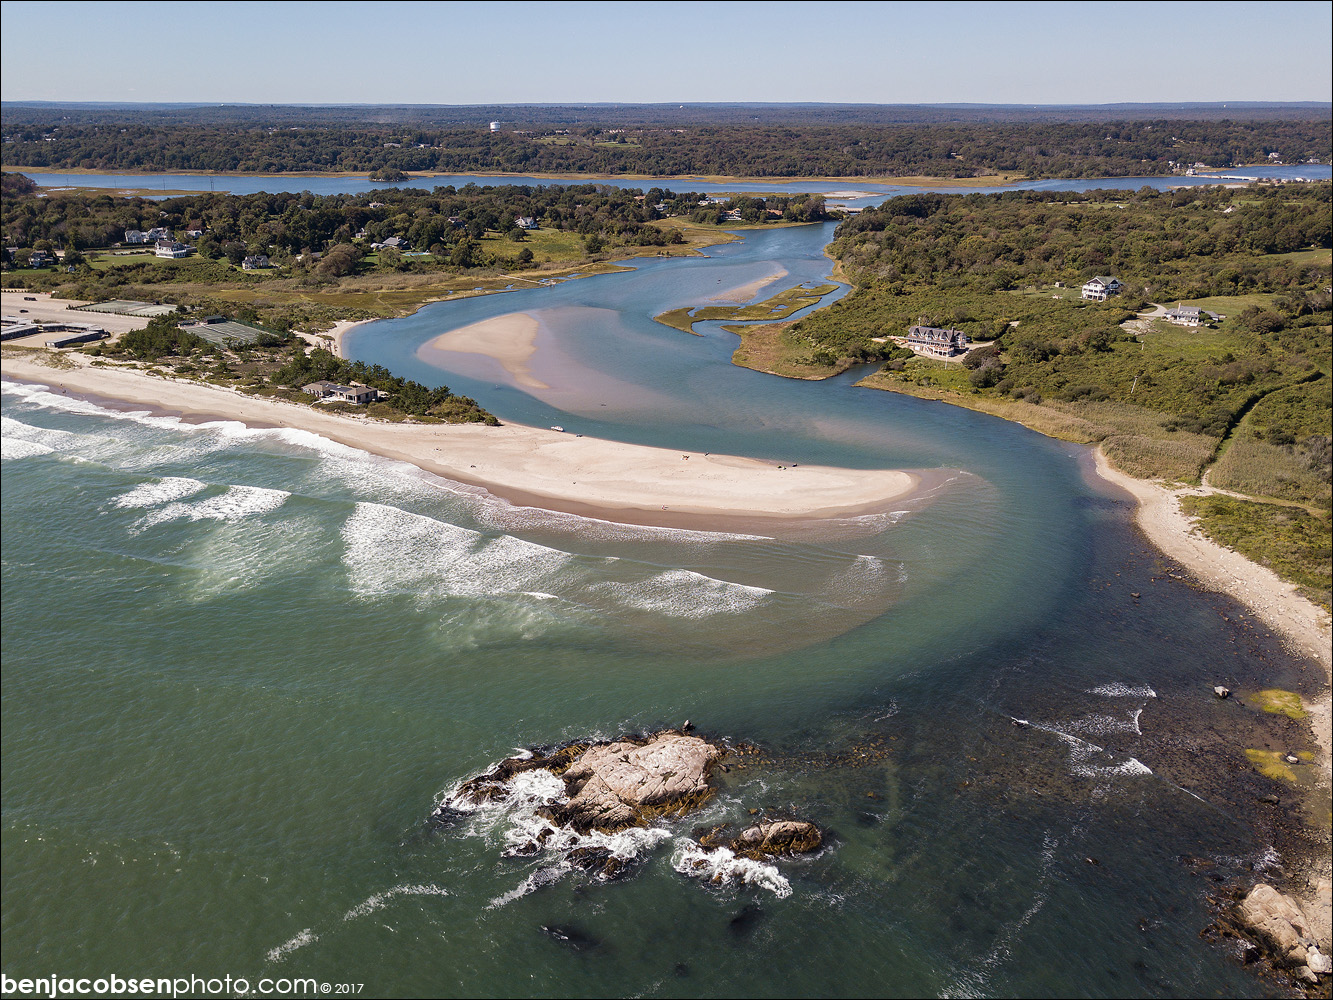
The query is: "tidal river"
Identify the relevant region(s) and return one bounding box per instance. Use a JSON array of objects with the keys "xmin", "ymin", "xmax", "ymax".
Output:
[{"xmin": 1, "ymin": 220, "xmax": 1314, "ymax": 997}]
